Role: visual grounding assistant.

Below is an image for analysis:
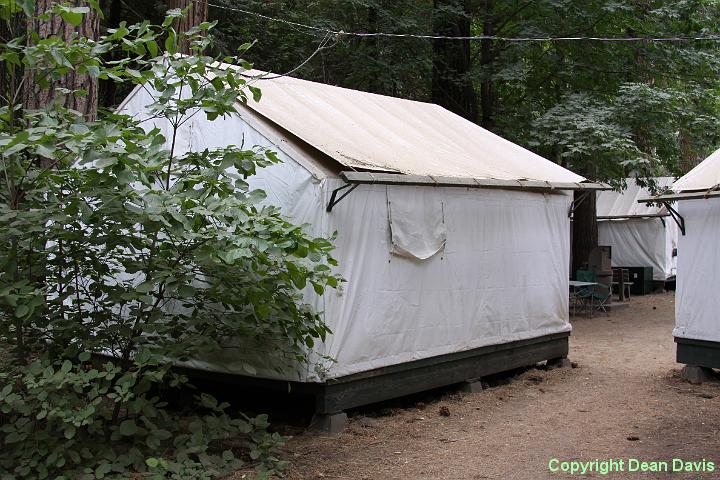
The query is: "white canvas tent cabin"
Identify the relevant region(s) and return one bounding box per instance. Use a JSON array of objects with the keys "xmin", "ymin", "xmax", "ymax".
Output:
[
  {"xmin": 596, "ymin": 178, "xmax": 679, "ymax": 285},
  {"xmin": 644, "ymin": 149, "xmax": 720, "ymax": 374},
  {"xmin": 119, "ymin": 67, "xmax": 604, "ymax": 427}
]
